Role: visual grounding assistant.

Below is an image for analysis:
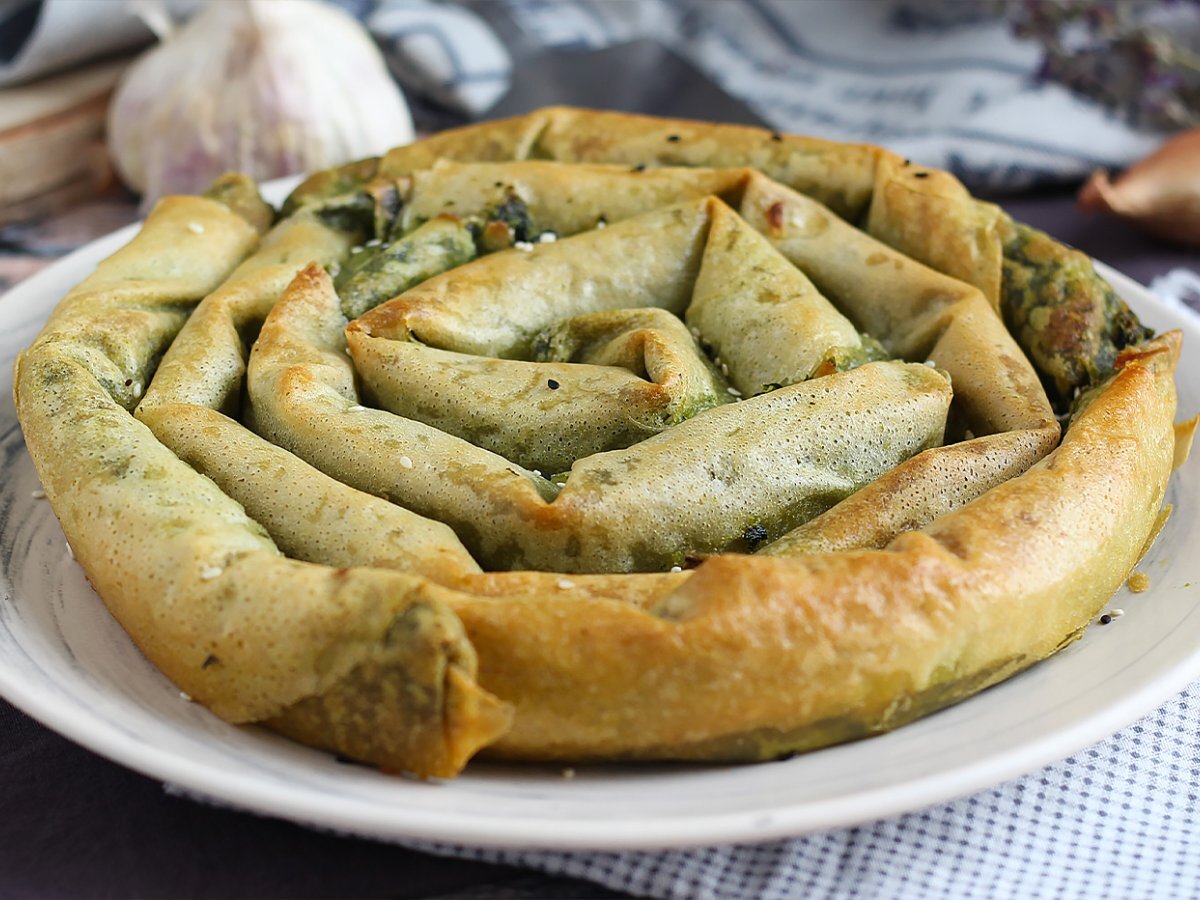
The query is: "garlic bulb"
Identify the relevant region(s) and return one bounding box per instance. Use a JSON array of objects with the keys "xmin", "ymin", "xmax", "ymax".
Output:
[
  {"xmin": 108, "ymin": 0, "xmax": 414, "ymax": 203},
  {"xmin": 1078, "ymin": 128, "xmax": 1200, "ymax": 248}
]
